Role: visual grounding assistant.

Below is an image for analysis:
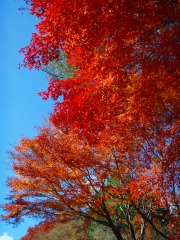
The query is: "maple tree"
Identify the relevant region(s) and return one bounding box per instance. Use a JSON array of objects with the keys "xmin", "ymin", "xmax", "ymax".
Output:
[
  {"xmin": 1, "ymin": 124, "xmax": 178, "ymax": 240},
  {"xmin": 20, "ymin": 0, "xmax": 179, "ymax": 140},
  {"xmin": 20, "ymin": 1, "xmax": 179, "ymax": 205}
]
